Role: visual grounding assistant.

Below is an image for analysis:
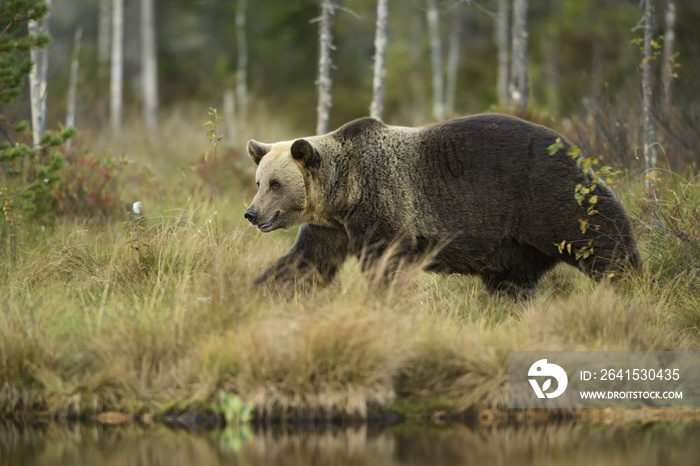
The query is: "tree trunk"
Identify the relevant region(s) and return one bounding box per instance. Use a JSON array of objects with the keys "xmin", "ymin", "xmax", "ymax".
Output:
[
  {"xmin": 111, "ymin": 0, "xmax": 124, "ymax": 134},
  {"xmin": 496, "ymin": 0, "xmax": 509, "ymax": 107},
  {"xmin": 662, "ymin": 0, "xmax": 675, "ymax": 117},
  {"xmin": 98, "ymin": 0, "xmax": 110, "ymax": 69},
  {"xmin": 141, "ymin": 0, "xmax": 158, "ymax": 132},
  {"xmin": 236, "ymin": 0, "xmax": 248, "ymax": 126},
  {"xmin": 445, "ymin": 13, "xmax": 462, "ymax": 116},
  {"xmin": 641, "ymin": 0, "xmax": 657, "ymax": 188},
  {"xmin": 28, "ymin": 0, "xmax": 51, "ymax": 148},
  {"xmin": 316, "ymin": 0, "xmax": 335, "ymax": 135},
  {"xmin": 224, "ymin": 88, "xmax": 236, "ymax": 142},
  {"xmin": 66, "ymin": 27, "xmax": 83, "ymax": 153},
  {"xmin": 426, "ymin": 0, "xmax": 444, "ymax": 121},
  {"xmin": 370, "ymin": 0, "xmax": 389, "ymax": 121},
  {"xmin": 509, "ymin": 0, "xmax": 528, "ymax": 115}
]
